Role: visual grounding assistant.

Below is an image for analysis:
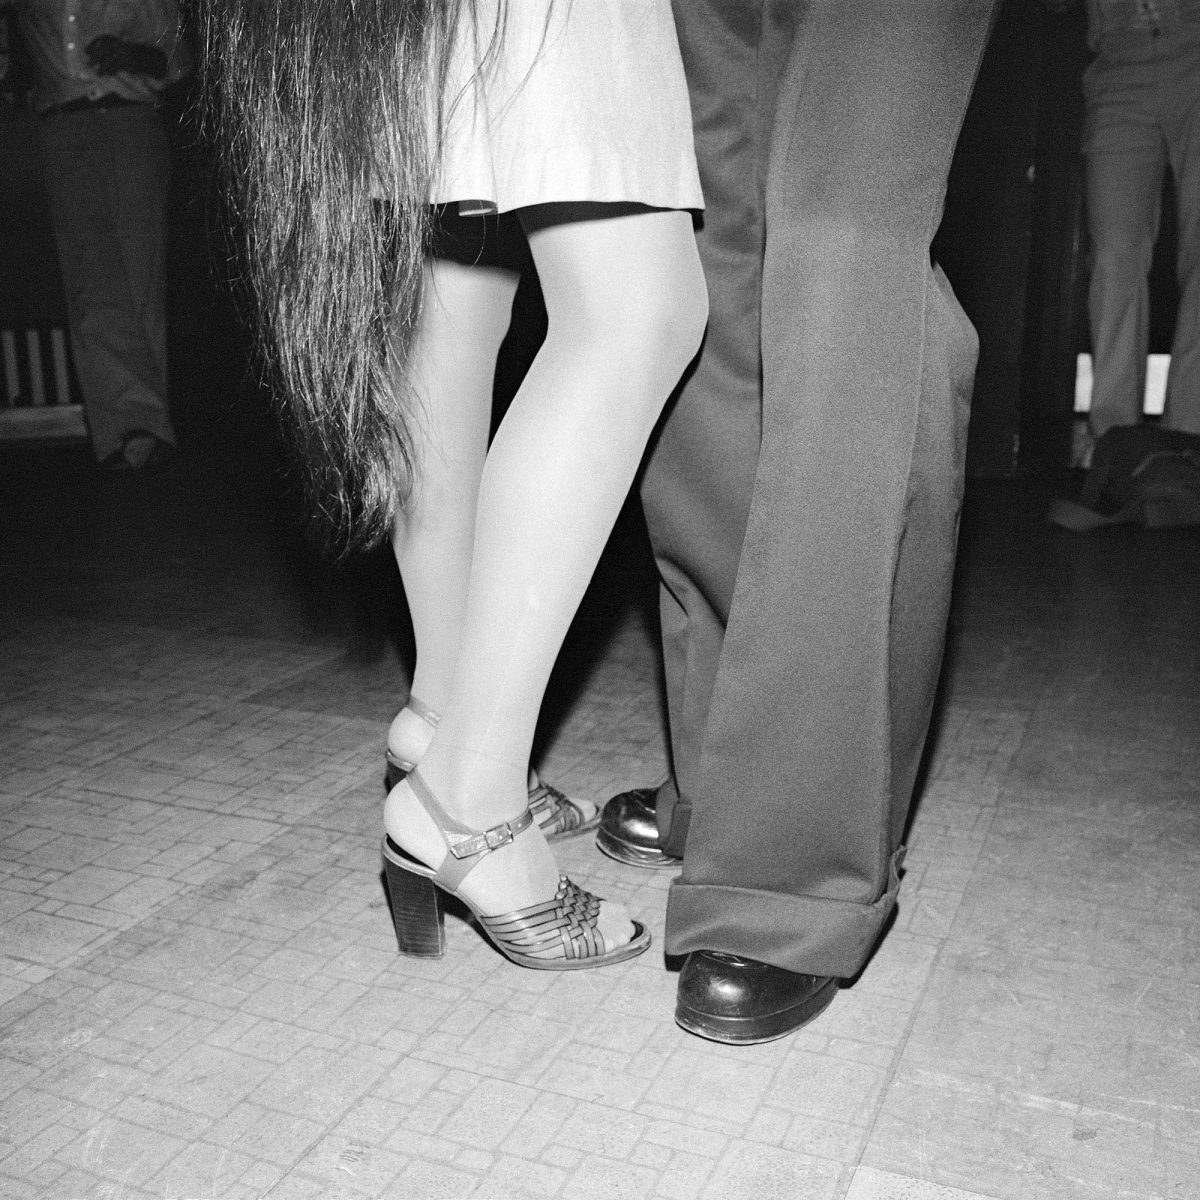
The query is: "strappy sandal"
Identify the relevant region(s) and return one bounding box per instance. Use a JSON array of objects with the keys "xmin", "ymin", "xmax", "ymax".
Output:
[
  {"xmin": 386, "ymin": 696, "xmax": 600, "ymax": 840},
  {"xmin": 526, "ymin": 779, "xmax": 596, "ymax": 838},
  {"xmin": 382, "ymin": 770, "xmax": 650, "ymax": 970}
]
